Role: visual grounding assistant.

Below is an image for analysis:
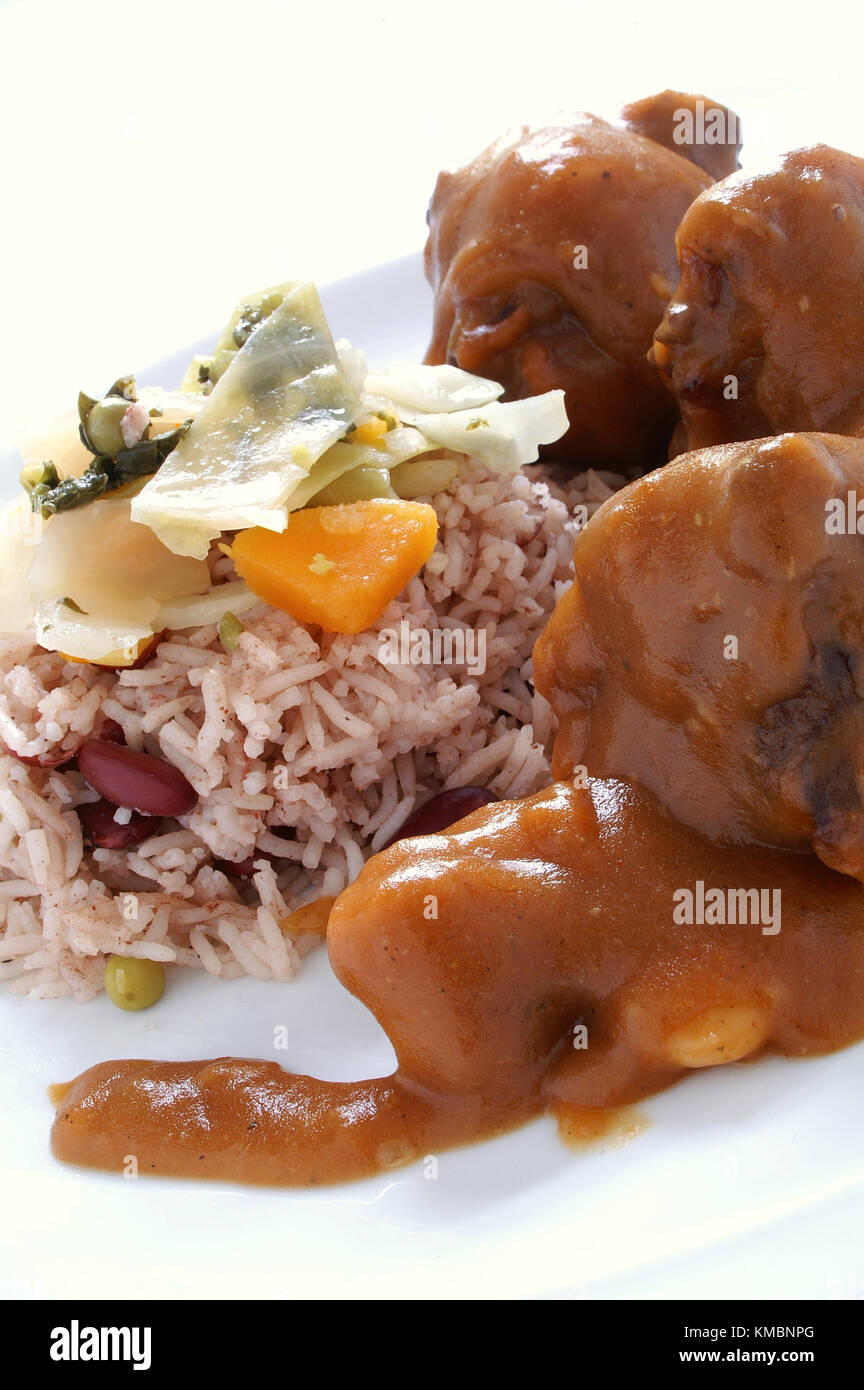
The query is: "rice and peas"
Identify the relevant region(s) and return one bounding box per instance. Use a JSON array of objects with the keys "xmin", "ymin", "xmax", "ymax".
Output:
[{"xmin": 0, "ymin": 283, "xmax": 622, "ymax": 1002}]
